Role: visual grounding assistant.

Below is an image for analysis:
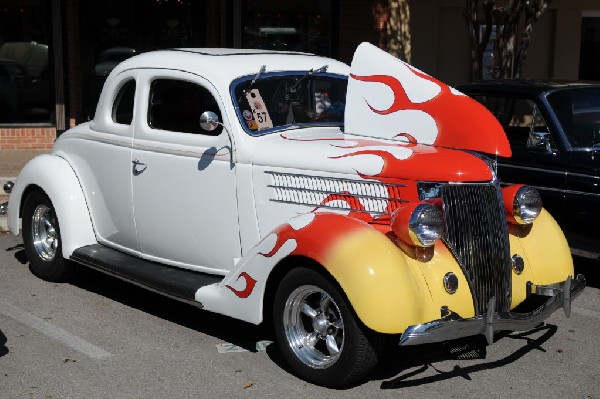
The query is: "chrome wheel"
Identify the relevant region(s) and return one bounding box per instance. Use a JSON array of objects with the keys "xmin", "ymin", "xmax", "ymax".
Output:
[
  {"xmin": 23, "ymin": 191, "xmax": 69, "ymax": 282},
  {"xmin": 283, "ymin": 285, "xmax": 344, "ymax": 369},
  {"xmin": 31, "ymin": 204, "xmax": 59, "ymax": 261}
]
